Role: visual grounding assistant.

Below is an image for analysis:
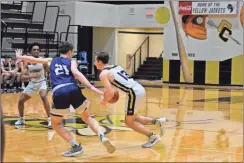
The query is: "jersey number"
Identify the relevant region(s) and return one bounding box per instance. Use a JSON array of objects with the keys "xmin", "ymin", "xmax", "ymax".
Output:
[
  {"xmin": 117, "ymin": 70, "xmax": 131, "ymax": 80},
  {"xmin": 55, "ymin": 64, "xmax": 69, "ymax": 75}
]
